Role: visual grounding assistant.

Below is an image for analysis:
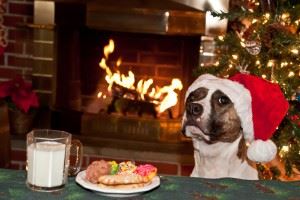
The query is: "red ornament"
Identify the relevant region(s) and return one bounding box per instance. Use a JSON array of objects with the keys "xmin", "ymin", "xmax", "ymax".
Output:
[{"xmin": 290, "ymin": 114, "xmax": 300, "ymax": 121}]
